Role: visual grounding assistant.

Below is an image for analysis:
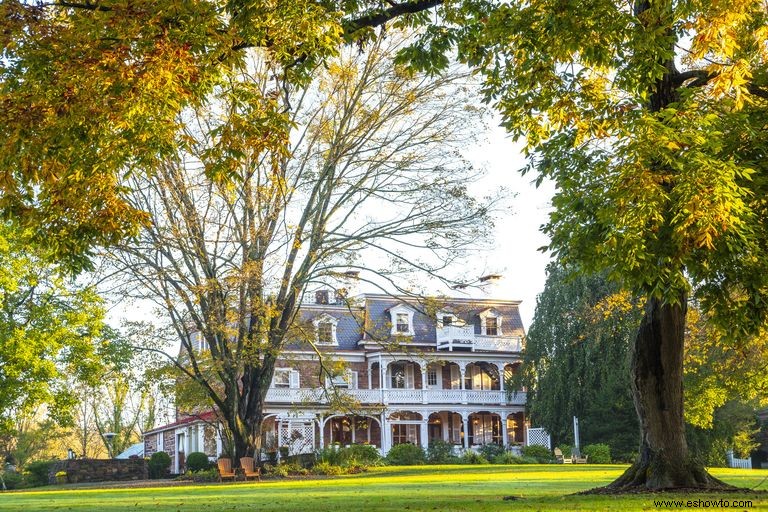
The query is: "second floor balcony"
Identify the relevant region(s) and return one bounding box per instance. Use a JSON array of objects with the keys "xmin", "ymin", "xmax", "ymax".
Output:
[
  {"xmin": 436, "ymin": 325, "xmax": 523, "ymax": 352},
  {"xmin": 265, "ymin": 387, "xmax": 526, "ymax": 407}
]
